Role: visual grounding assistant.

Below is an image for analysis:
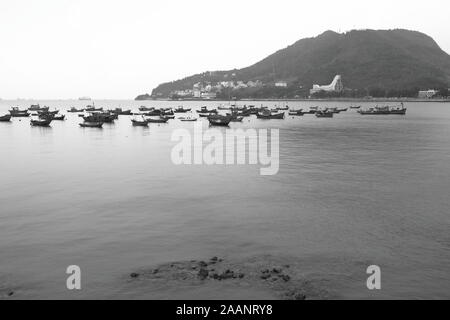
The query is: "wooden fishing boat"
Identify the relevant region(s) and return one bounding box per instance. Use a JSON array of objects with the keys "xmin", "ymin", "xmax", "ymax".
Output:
[
  {"xmin": 131, "ymin": 119, "xmax": 149, "ymax": 126},
  {"xmin": 67, "ymin": 107, "xmax": 85, "ymax": 113},
  {"xmin": 179, "ymin": 117, "xmax": 198, "ymax": 122},
  {"xmin": 52, "ymin": 115, "xmax": 66, "ymax": 121},
  {"xmin": 207, "ymin": 115, "xmax": 232, "ymax": 126},
  {"xmin": 79, "ymin": 122, "xmax": 103, "ymax": 128},
  {"xmin": 83, "ymin": 113, "xmax": 115, "ymax": 123},
  {"xmin": 30, "ymin": 118, "xmax": 52, "ymax": 127},
  {"xmin": 109, "ymin": 108, "xmax": 132, "ymax": 115},
  {"xmin": 315, "ymin": 111, "xmax": 334, "ymax": 118},
  {"xmin": 358, "ymin": 104, "xmax": 407, "ymax": 115},
  {"xmin": 9, "ymin": 107, "xmax": 30, "ymax": 117},
  {"xmin": 85, "ymin": 106, "xmax": 103, "ymax": 112},
  {"xmin": 38, "ymin": 110, "xmax": 59, "ymax": 116},
  {"xmin": 138, "ymin": 106, "xmax": 154, "ymax": 112},
  {"xmin": 288, "ymin": 109, "xmax": 305, "ymax": 116},
  {"xmin": 146, "ymin": 116, "xmax": 170, "ymax": 123},
  {"xmin": 0, "ymin": 114, "xmax": 12, "ymax": 122},
  {"xmin": 174, "ymin": 106, "xmax": 192, "ymax": 113},
  {"xmin": 28, "ymin": 104, "xmax": 49, "ymax": 112},
  {"xmin": 257, "ymin": 110, "xmax": 285, "ymax": 119},
  {"xmin": 197, "ymin": 107, "xmax": 218, "ymax": 114}
]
